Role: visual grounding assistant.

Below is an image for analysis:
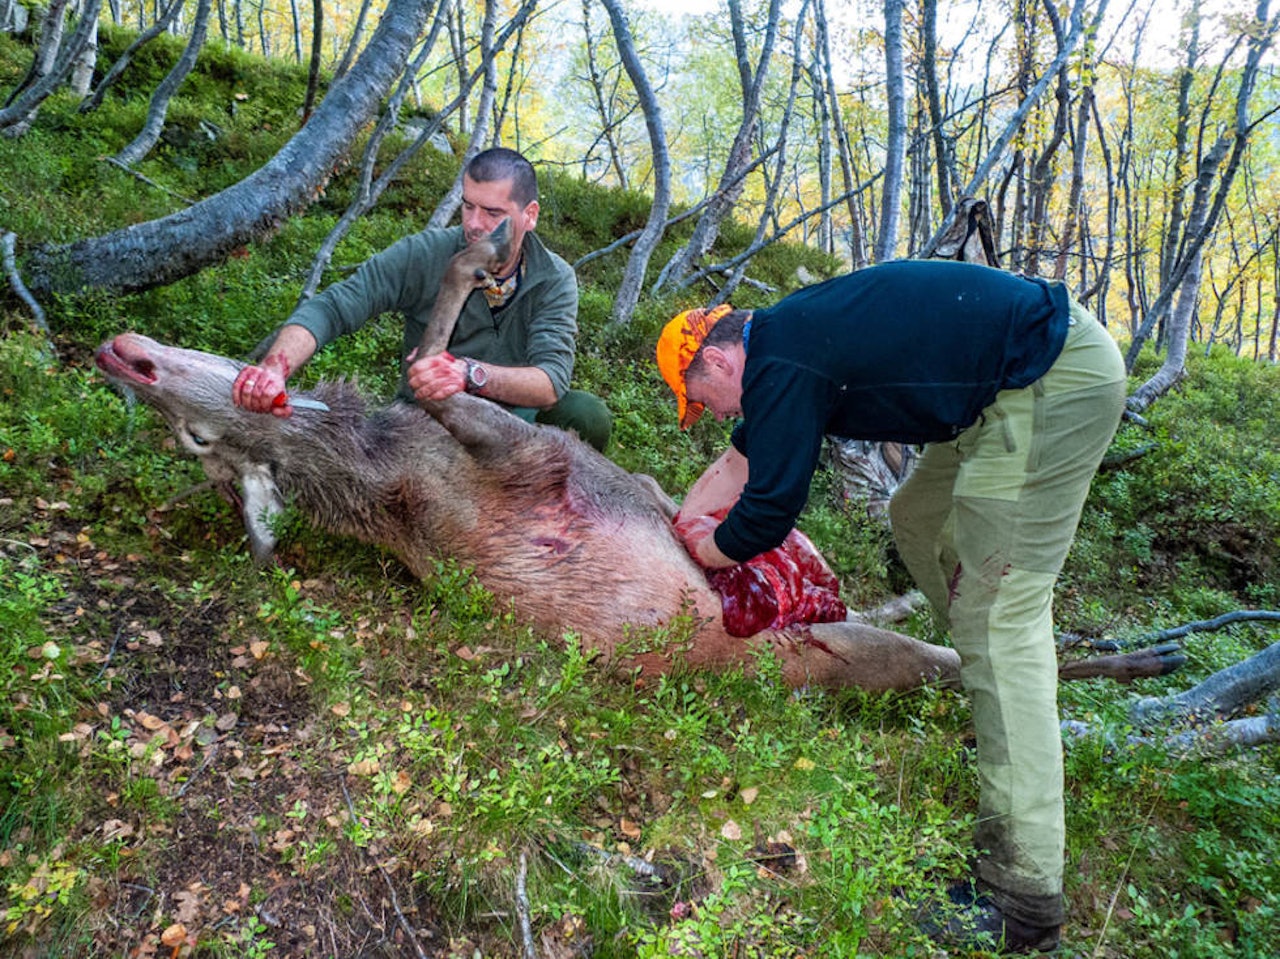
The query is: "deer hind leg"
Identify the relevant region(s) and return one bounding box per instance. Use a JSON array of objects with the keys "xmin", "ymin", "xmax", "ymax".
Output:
[{"xmin": 769, "ymin": 622, "xmax": 961, "ymax": 692}]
